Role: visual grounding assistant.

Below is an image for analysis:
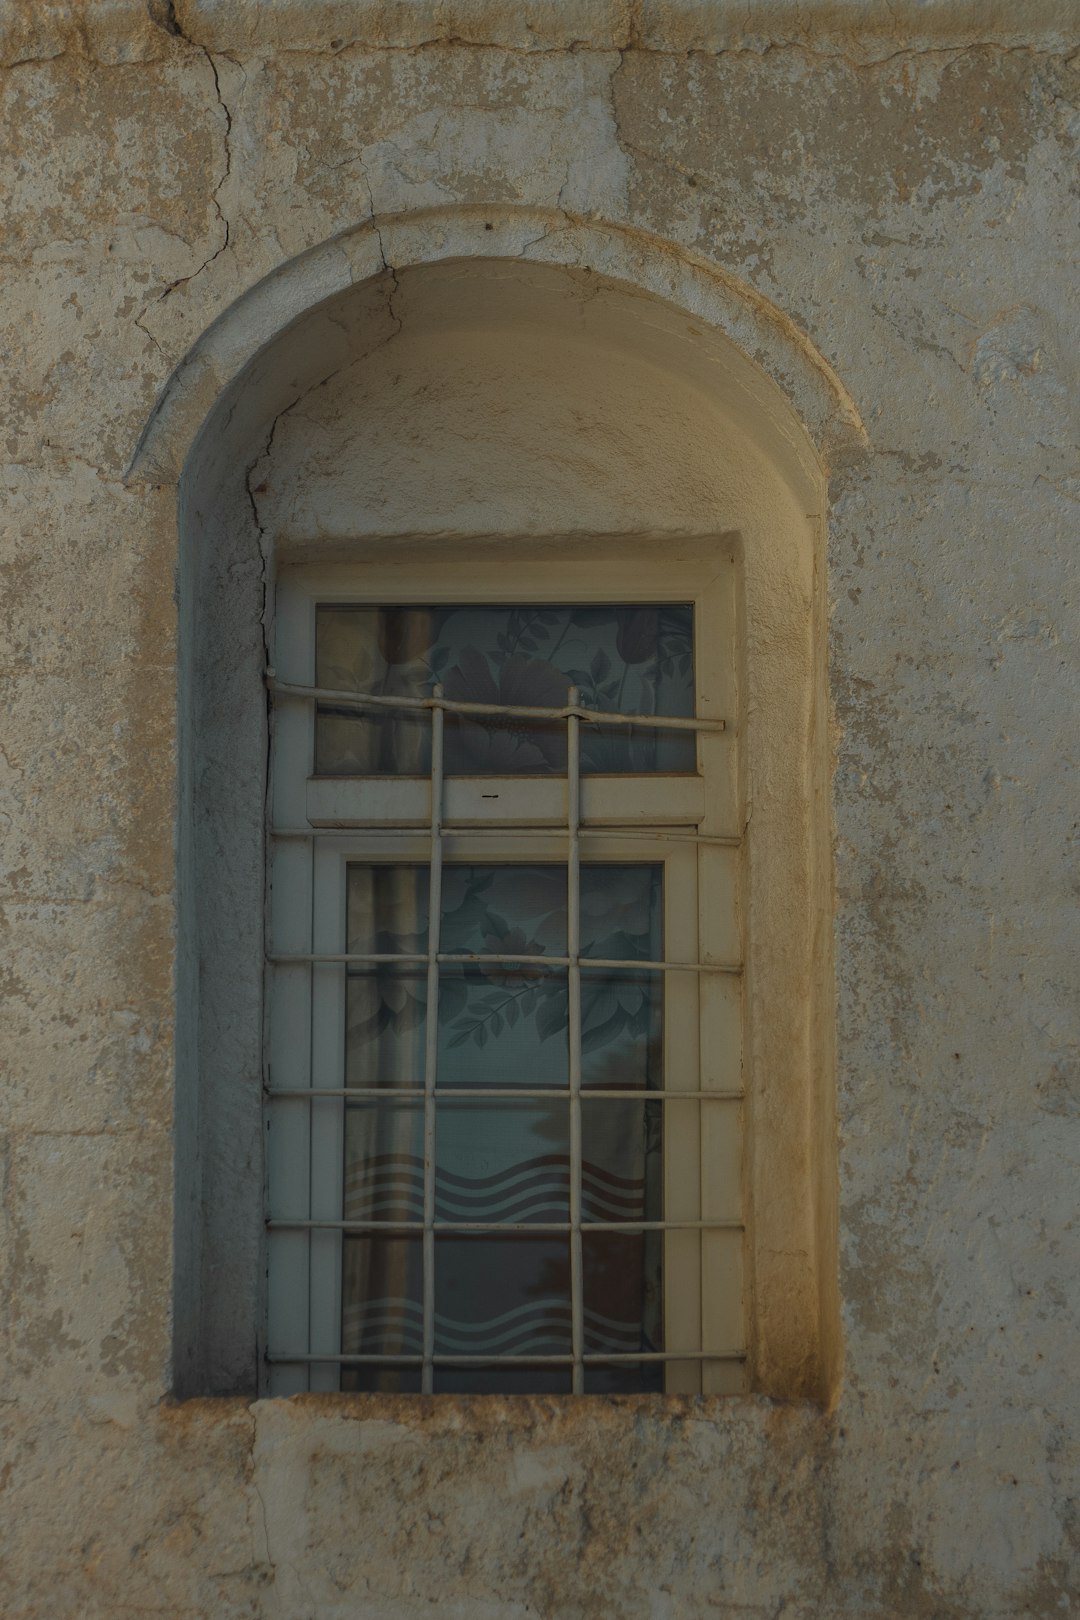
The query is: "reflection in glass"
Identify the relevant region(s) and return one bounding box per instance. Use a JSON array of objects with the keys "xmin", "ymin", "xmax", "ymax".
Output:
[{"xmin": 315, "ymin": 603, "xmax": 695, "ymax": 775}]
